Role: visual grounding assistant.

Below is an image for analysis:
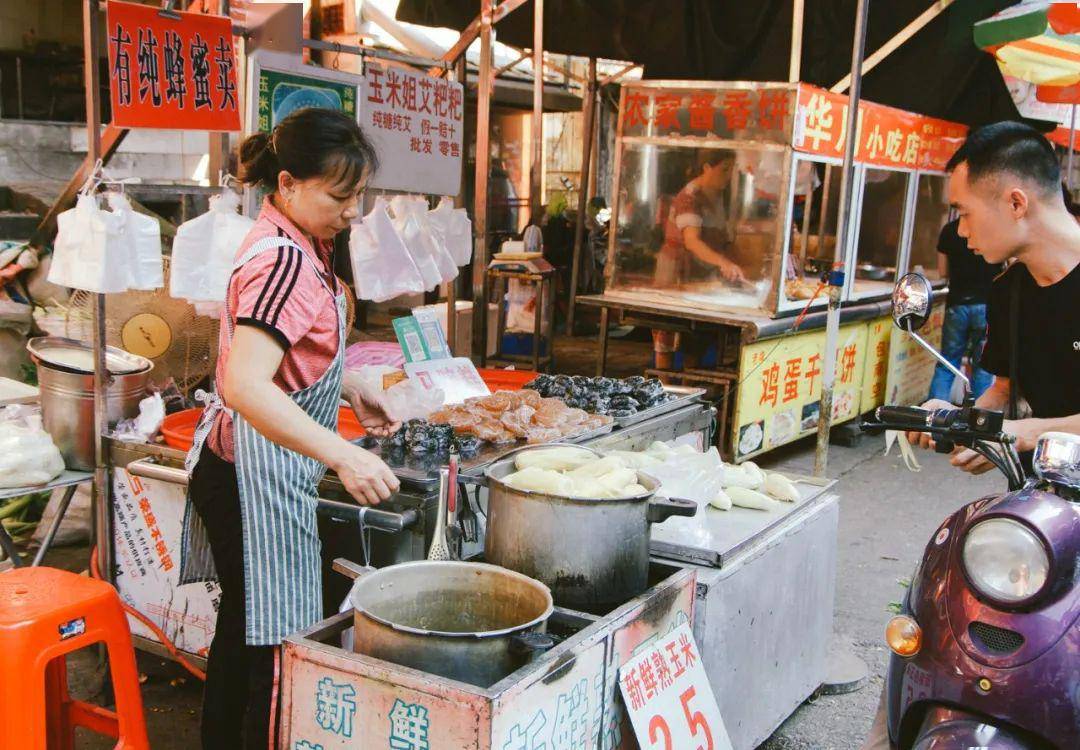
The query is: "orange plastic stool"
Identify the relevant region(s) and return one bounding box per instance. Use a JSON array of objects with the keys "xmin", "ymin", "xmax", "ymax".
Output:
[{"xmin": 0, "ymin": 567, "xmax": 149, "ymax": 749}]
